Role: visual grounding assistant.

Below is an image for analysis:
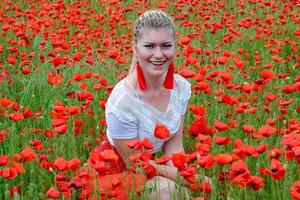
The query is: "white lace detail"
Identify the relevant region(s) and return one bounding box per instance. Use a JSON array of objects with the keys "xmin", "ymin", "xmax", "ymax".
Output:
[{"xmin": 105, "ymin": 74, "xmax": 191, "ymax": 153}]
